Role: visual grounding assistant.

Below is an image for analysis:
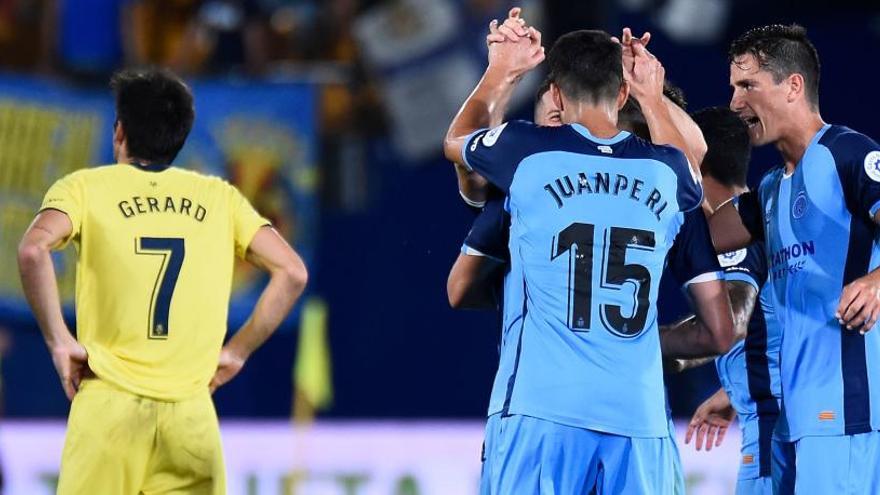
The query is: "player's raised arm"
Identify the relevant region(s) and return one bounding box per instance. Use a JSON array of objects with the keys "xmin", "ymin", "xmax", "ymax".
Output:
[
  {"xmin": 618, "ymin": 28, "xmax": 707, "ymax": 174},
  {"xmin": 662, "ymin": 92, "xmax": 707, "ymax": 171},
  {"xmin": 443, "ymin": 15, "xmax": 544, "ymax": 166},
  {"xmin": 661, "ymin": 210, "xmax": 735, "ymax": 358},
  {"xmin": 18, "ymin": 209, "xmax": 88, "ymax": 400},
  {"xmin": 454, "ymin": 10, "xmax": 530, "ymax": 207},
  {"xmin": 210, "ymin": 226, "xmax": 308, "ymax": 392},
  {"xmin": 622, "ymin": 39, "xmax": 704, "ymax": 174}
]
